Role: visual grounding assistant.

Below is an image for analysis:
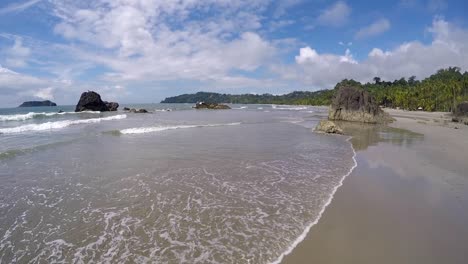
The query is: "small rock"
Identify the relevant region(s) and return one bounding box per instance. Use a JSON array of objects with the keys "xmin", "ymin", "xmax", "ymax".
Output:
[
  {"xmin": 104, "ymin": 101, "xmax": 119, "ymax": 111},
  {"xmin": 194, "ymin": 102, "xmax": 231, "ymax": 110},
  {"xmin": 315, "ymin": 120, "xmax": 343, "ymax": 134},
  {"xmin": 129, "ymin": 108, "xmax": 148, "ymax": 113}
]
